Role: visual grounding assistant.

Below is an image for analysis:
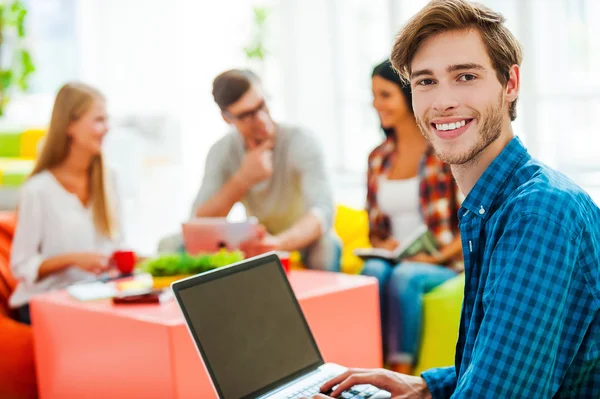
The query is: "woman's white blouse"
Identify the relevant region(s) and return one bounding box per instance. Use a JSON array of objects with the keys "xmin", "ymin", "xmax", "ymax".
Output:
[{"xmin": 9, "ymin": 170, "xmax": 122, "ymax": 308}]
